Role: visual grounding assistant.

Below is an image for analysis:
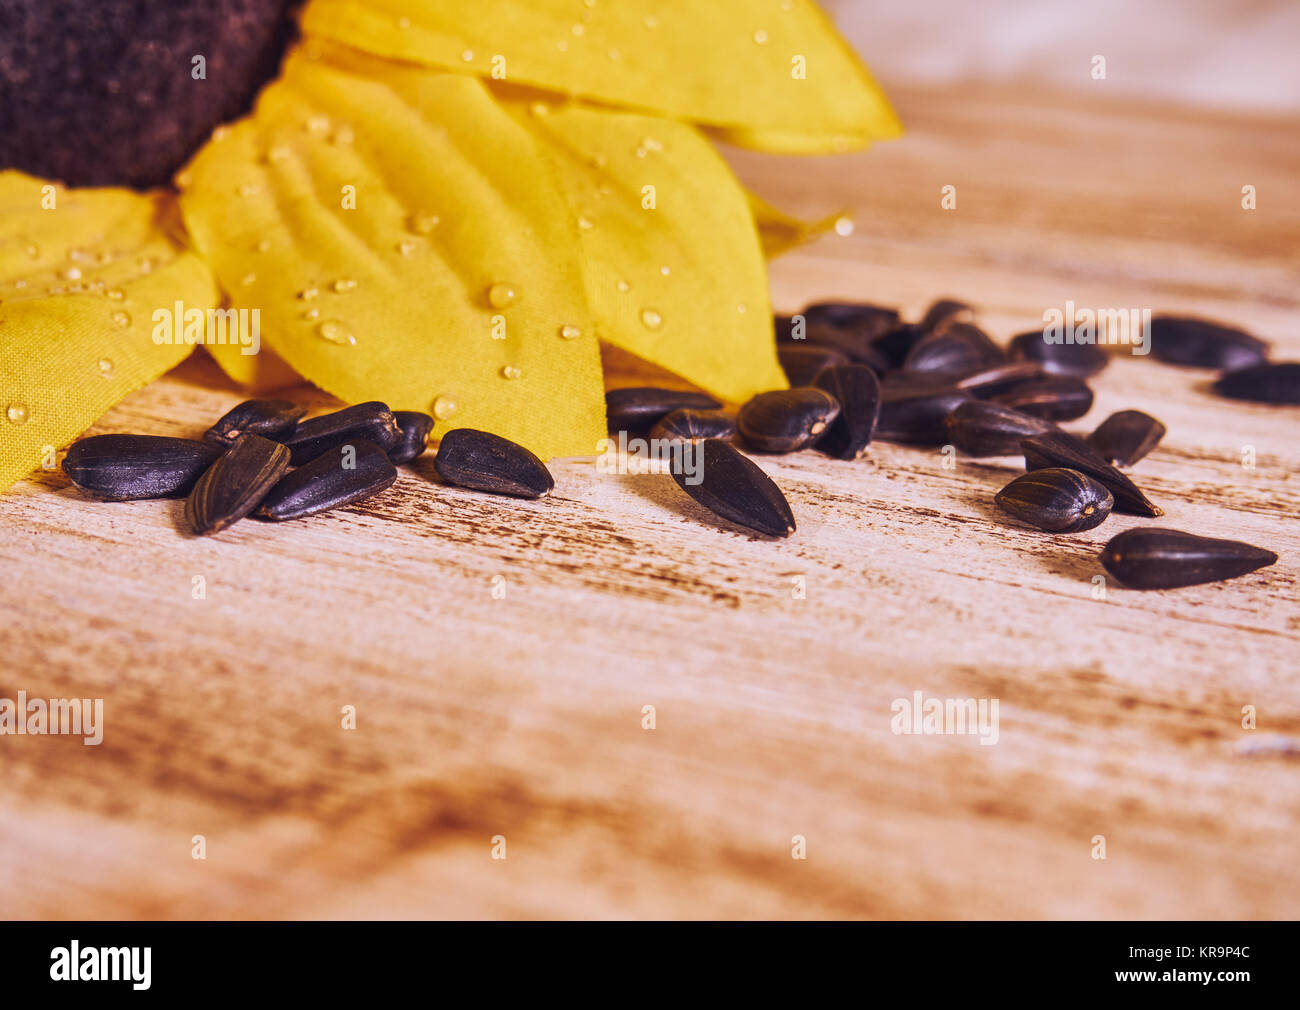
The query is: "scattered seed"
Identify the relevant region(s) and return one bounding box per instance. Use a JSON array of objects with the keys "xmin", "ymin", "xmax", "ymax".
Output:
[
  {"xmin": 1149, "ymin": 315, "xmax": 1269, "ymax": 370},
  {"xmin": 605, "ymin": 387, "xmax": 722, "ymax": 434},
  {"xmin": 902, "ymin": 322, "xmax": 1004, "ymax": 377},
  {"xmin": 282, "ymin": 401, "xmax": 402, "ymax": 465},
  {"xmin": 953, "ymin": 361, "xmax": 1045, "ymax": 397},
  {"xmin": 777, "ymin": 343, "xmax": 849, "ymax": 387},
  {"xmin": 738, "ymin": 387, "xmax": 841, "ymax": 453},
  {"xmin": 203, "ymin": 398, "xmax": 306, "ymax": 446},
  {"xmin": 801, "ymin": 301, "xmax": 901, "ymax": 362},
  {"xmin": 62, "ymin": 434, "xmax": 223, "ymax": 501},
  {"xmin": 1212, "ymin": 362, "xmax": 1300, "ymax": 405},
  {"xmin": 813, "ymin": 364, "xmax": 881, "ymax": 459},
  {"xmin": 1007, "ymin": 331, "xmax": 1109, "ymax": 377},
  {"xmin": 1099, "ymin": 527, "xmax": 1278, "ymax": 589},
  {"xmin": 670, "ymin": 438, "xmax": 795, "ymax": 538},
  {"xmin": 433, "ymin": 428, "xmax": 554, "ymax": 498},
  {"xmin": 388, "ymin": 411, "xmax": 435, "ymax": 464},
  {"xmin": 1086, "ymin": 410, "xmax": 1166, "ymax": 466},
  {"xmin": 992, "ymin": 376, "xmax": 1094, "ymax": 421},
  {"xmin": 943, "ymin": 401, "xmax": 1055, "ymax": 456},
  {"xmin": 1021, "ymin": 430, "xmax": 1162, "ymax": 516},
  {"xmin": 995, "ymin": 468, "xmax": 1113, "ymax": 533},
  {"xmin": 649, "ymin": 409, "xmax": 736, "ymax": 443},
  {"xmin": 918, "ymin": 297, "xmax": 974, "ymax": 334},
  {"xmin": 875, "ymin": 384, "xmax": 971, "ymax": 445},
  {"xmin": 185, "ymin": 434, "xmax": 290, "ymax": 535},
  {"xmin": 870, "ymin": 323, "xmax": 926, "ymax": 370},
  {"xmin": 258, "ymin": 440, "xmax": 398, "ymax": 520}
]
